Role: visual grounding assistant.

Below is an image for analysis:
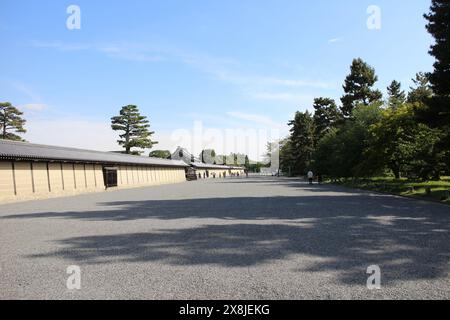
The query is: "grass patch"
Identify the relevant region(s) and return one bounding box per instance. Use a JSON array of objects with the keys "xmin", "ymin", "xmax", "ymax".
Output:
[{"xmin": 332, "ymin": 176, "xmax": 450, "ymax": 204}]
